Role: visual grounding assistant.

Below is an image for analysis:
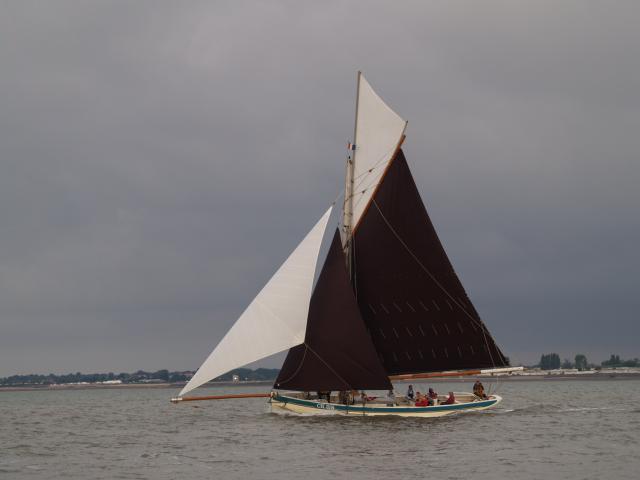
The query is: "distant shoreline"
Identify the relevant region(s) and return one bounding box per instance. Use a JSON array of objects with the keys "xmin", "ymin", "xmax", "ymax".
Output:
[{"xmin": 2, "ymin": 372, "xmax": 639, "ymax": 393}]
